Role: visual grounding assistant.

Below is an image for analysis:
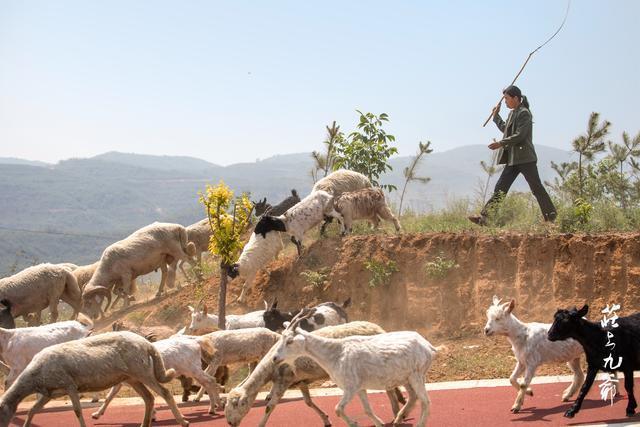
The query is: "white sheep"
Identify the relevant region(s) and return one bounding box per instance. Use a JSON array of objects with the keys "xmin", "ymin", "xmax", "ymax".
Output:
[
  {"xmin": 271, "ymin": 311, "xmax": 439, "ymax": 427},
  {"xmin": 227, "ymin": 230, "xmax": 285, "ymax": 303},
  {"xmin": 178, "ymin": 218, "xmax": 212, "ymax": 276},
  {"xmin": 81, "ymin": 222, "xmax": 197, "ymax": 319},
  {"xmin": 312, "ymin": 169, "xmax": 372, "ymax": 235},
  {"xmin": 335, "ymin": 187, "xmax": 401, "ymax": 233},
  {"xmin": 91, "ymin": 334, "xmax": 219, "ymax": 418},
  {"xmin": 0, "ymin": 263, "xmax": 82, "ymax": 325},
  {"xmin": 192, "ymin": 327, "xmax": 281, "ymax": 407},
  {"xmin": 484, "ymin": 296, "xmax": 585, "ymax": 413},
  {"xmin": 225, "ymin": 320, "xmax": 405, "ymax": 427},
  {"xmin": 0, "ymin": 316, "xmax": 93, "ymax": 388},
  {"xmin": 254, "ymin": 190, "xmax": 343, "ymax": 256},
  {"xmin": 185, "ymin": 302, "xmax": 265, "ymax": 333},
  {"xmin": 0, "ymin": 331, "xmax": 188, "ymax": 427}
]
